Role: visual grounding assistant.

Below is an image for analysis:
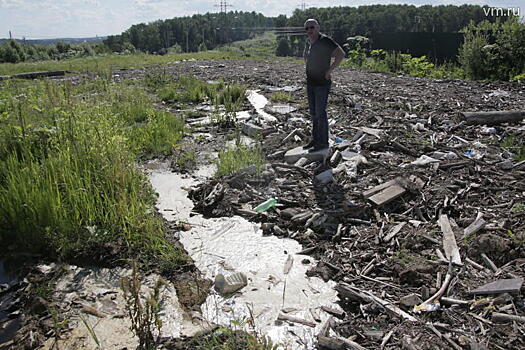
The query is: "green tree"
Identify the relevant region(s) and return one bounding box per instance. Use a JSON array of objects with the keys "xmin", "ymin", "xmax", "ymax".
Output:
[{"xmin": 276, "ymin": 37, "xmax": 291, "ymax": 56}]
